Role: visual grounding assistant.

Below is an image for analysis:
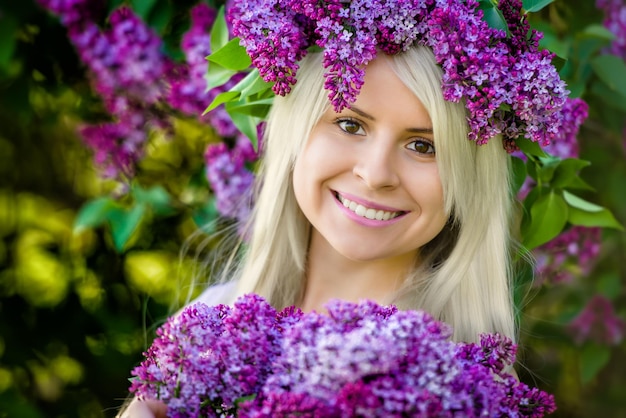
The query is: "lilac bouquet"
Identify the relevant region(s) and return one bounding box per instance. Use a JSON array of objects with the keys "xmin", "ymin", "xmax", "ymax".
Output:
[{"xmin": 130, "ymin": 294, "xmax": 556, "ymax": 417}]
